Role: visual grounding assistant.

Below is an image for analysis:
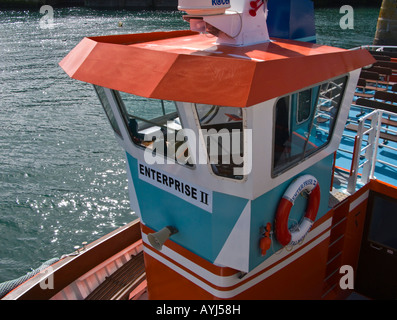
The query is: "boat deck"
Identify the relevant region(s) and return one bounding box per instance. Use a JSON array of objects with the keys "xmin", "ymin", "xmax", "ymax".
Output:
[
  {"xmin": 85, "ymin": 251, "xmax": 146, "ymax": 300},
  {"xmin": 333, "ymin": 48, "xmax": 397, "ymax": 192}
]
